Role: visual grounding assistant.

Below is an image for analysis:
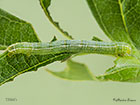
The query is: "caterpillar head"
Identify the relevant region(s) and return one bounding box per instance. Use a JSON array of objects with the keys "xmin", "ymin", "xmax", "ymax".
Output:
[
  {"xmin": 117, "ymin": 43, "xmax": 132, "ymax": 57},
  {"xmin": 123, "ymin": 45, "xmax": 132, "ymax": 55}
]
